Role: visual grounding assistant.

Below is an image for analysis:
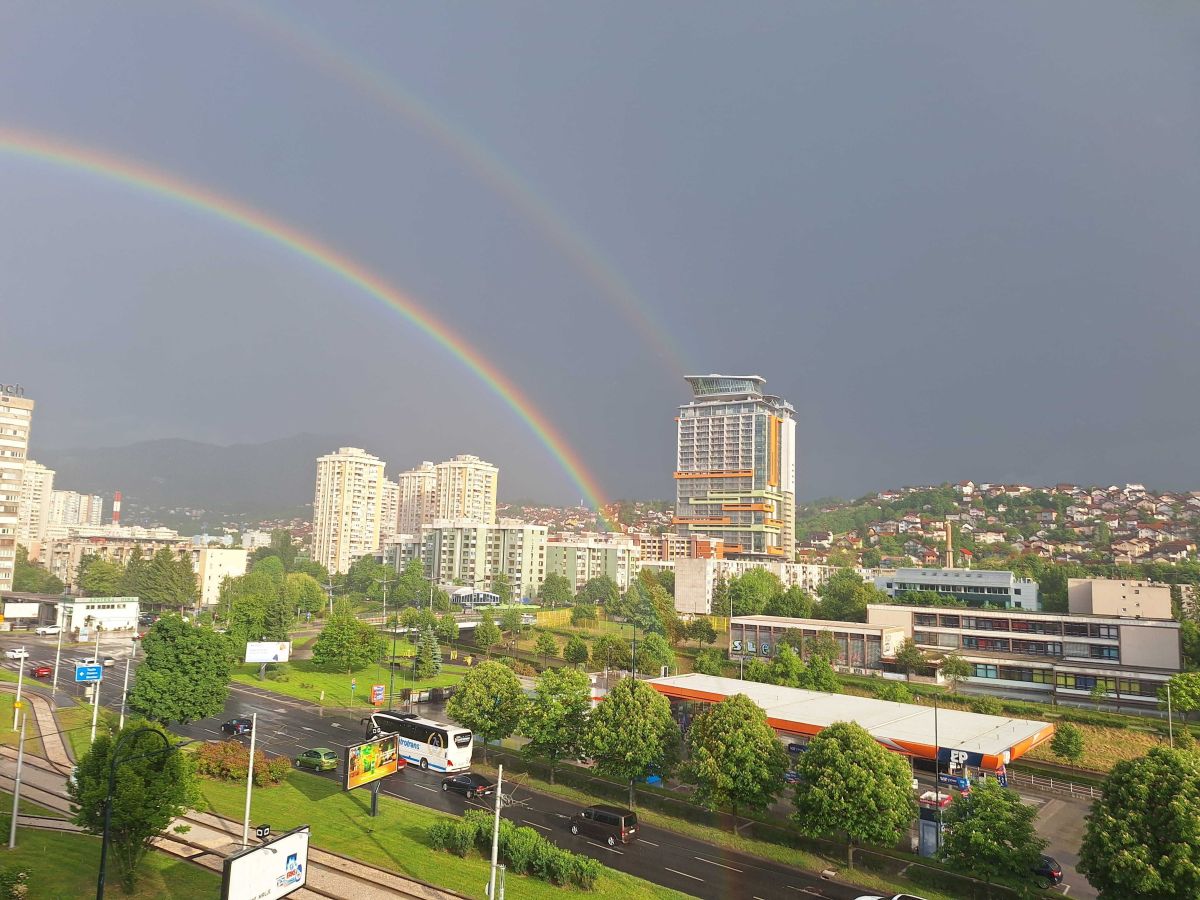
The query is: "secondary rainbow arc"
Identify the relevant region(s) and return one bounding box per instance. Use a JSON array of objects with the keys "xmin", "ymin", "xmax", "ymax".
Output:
[{"xmin": 0, "ymin": 126, "xmax": 611, "ymax": 522}]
